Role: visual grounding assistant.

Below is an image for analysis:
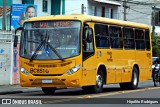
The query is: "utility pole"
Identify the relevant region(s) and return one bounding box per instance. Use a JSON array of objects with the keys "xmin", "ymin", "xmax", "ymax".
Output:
[
  {"xmin": 81, "ymin": 4, "xmax": 84, "ymax": 14},
  {"xmin": 152, "ymin": 6, "xmax": 156, "ymax": 37},
  {"xmin": 2, "ymin": 0, "xmax": 6, "ymax": 31},
  {"xmin": 123, "ymin": 0, "xmax": 127, "ymax": 21}
]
